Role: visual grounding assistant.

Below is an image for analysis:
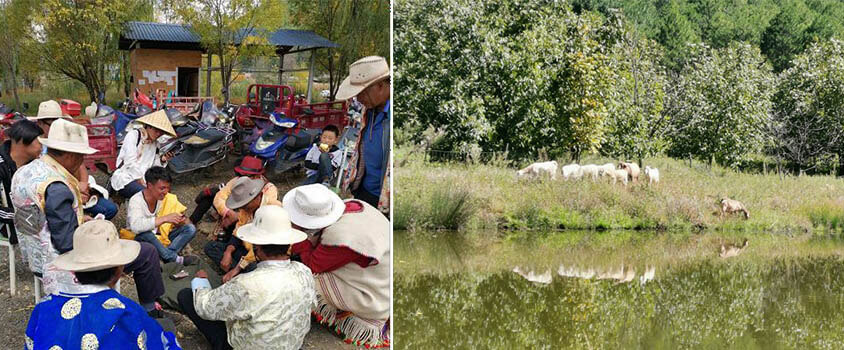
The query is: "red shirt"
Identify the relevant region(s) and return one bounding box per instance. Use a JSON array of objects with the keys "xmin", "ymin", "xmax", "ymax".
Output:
[{"xmin": 291, "ymin": 201, "xmax": 373, "ymax": 274}]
